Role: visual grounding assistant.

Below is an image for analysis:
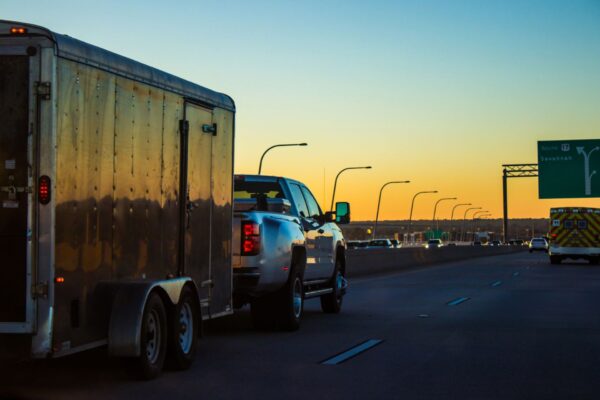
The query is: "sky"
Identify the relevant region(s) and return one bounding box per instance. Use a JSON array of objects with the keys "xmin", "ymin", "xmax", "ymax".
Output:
[{"xmin": 3, "ymin": 0, "xmax": 600, "ymax": 221}]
